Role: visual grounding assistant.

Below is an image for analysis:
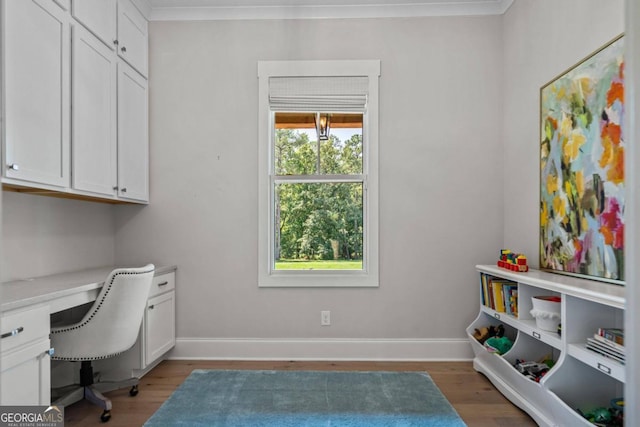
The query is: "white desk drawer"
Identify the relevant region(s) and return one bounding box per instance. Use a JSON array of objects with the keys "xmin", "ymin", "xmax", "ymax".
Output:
[
  {"xmin": 149, "ymin": 272, "xmax": 175, "ymax": 298},
  {"xmin": 1, "ymin": 305, "xmax": 50, "ymax": 354}
]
